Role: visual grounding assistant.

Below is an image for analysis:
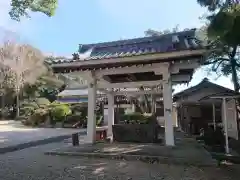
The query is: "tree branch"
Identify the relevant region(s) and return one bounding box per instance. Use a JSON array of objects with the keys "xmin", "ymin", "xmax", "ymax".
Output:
[
  {"xmin": 235, "ymin": 63, "xmax": 240, "ymax": 68},
  {"xmin": 230, "ymin": 46, "xmax": 237, "ymax": 59},
  {"xmin": 212, "ymin": 59, "xmax": 225, "ymax": 71},
  {"xmin": 203, "ymin": 57, "xmax": 229, "ymax": 65}
]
